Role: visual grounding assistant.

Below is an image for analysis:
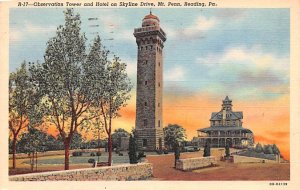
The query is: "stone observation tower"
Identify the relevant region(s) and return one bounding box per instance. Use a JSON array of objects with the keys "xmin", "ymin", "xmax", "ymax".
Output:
[{"xmin": 133, "ymin": 11, "xmax": 166, "ymax": 150}]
